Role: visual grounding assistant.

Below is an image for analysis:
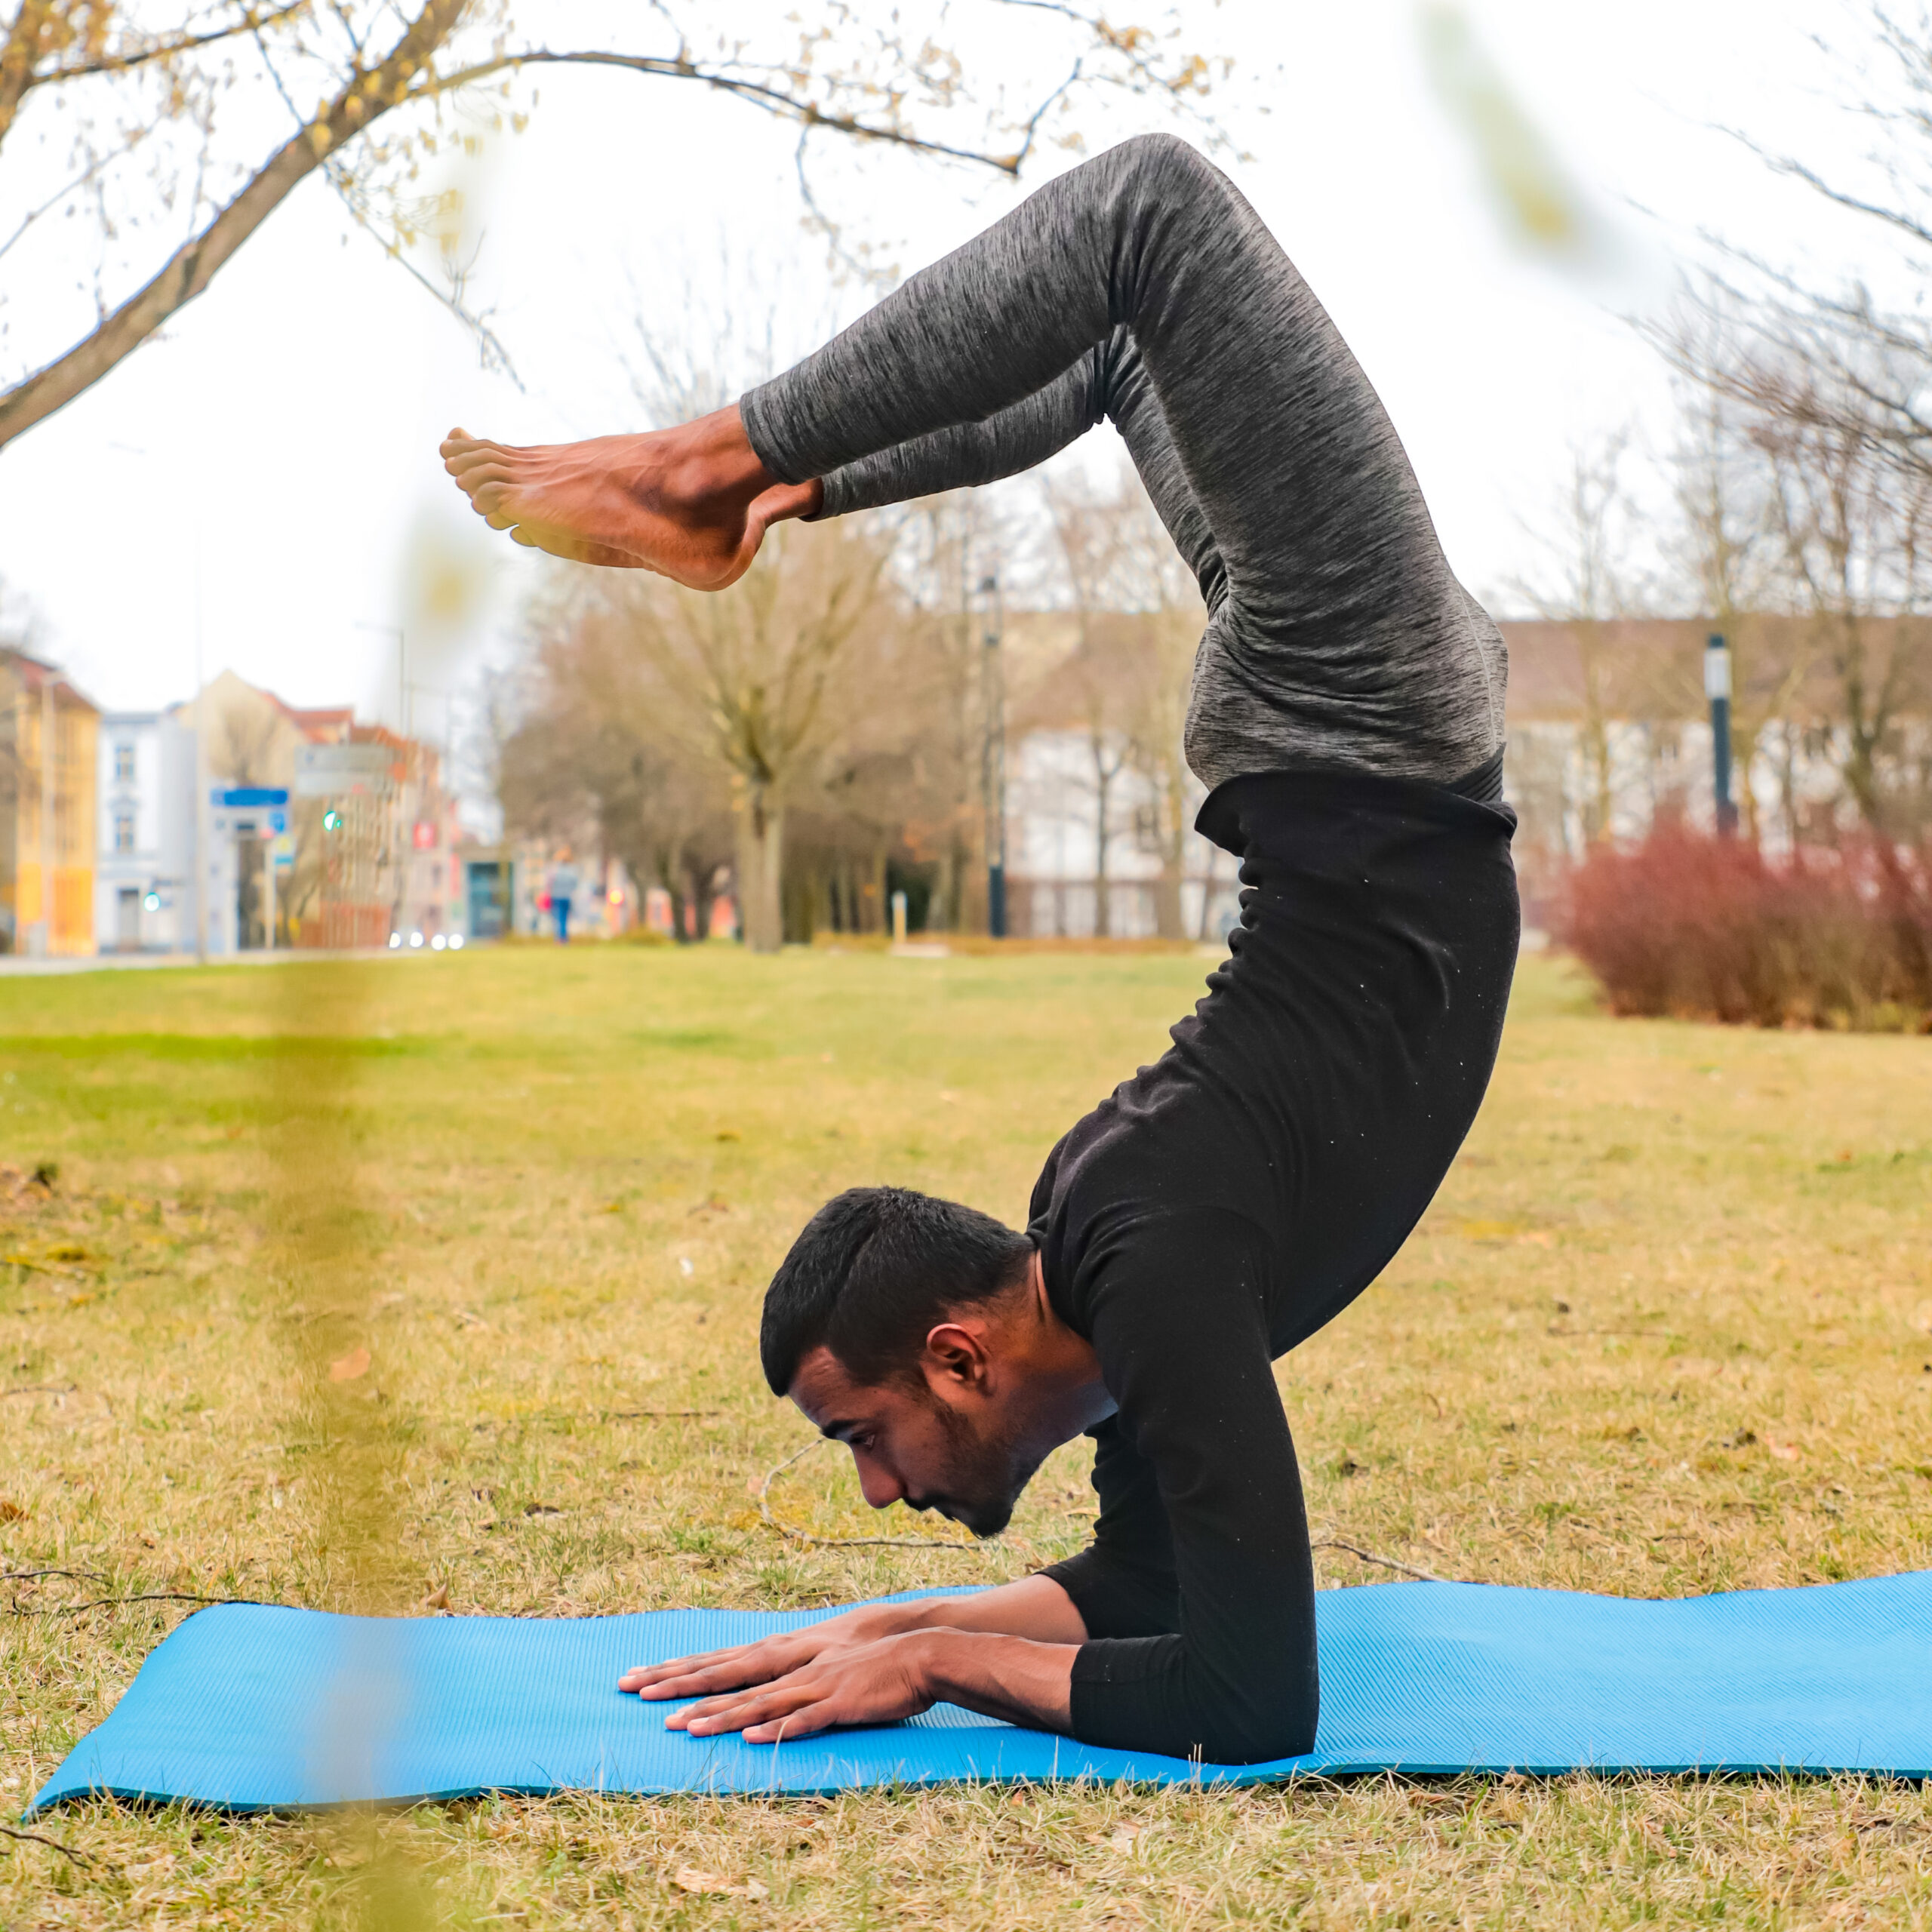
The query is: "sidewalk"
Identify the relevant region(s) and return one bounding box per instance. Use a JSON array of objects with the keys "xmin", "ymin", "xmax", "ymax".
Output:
[{"xmin": 0, "ymin": 948, "xmax": 401, "ymax": 977}]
